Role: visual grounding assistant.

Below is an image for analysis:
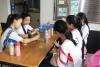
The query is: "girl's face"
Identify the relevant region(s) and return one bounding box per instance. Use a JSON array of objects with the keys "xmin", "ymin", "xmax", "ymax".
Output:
[
  {"xmin": 56, "ymin": 31, "xmax": 62, "ymax": 38},
  {"xmin": 66, "ymin": 23, "xmax": 74, "ymax": 31},
  {"xmin": 23, "ymin": 16, "xmax": 31, "ymax": 25},
  {"xmin": 56, "ymin": 31, "xmax": 65, "ymax": 41},
  {"xmin": 81, "ymin": 19, "xmax": 85, "ymax": 25},
  {"xmin": 14, "ymin": 18, "xmax": 22, "ymax": 29}
]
